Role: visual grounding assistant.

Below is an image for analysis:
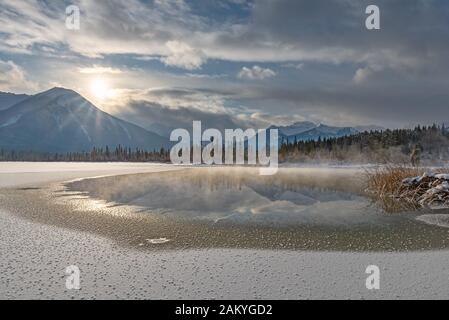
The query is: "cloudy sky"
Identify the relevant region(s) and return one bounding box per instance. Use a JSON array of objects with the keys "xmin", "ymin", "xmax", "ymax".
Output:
[{"xmin": 1, "ymin": 0, "xmax": 449, "ymax": 132}]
